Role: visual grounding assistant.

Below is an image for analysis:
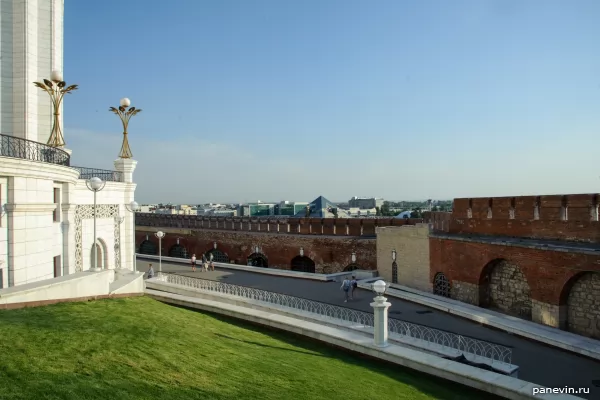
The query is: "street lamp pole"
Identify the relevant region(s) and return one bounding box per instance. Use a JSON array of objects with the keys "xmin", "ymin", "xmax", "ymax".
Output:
[
  {"xmin": 85, "ymin": 177, "xmax": 106, "ymax": 272},
  {"xmin": 155, "ymin": 231, "xmax": 165, "ymax": 273},
  {"xmin": 110, "ymin": 97, "xmax": 142, "ymax": 159}
]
